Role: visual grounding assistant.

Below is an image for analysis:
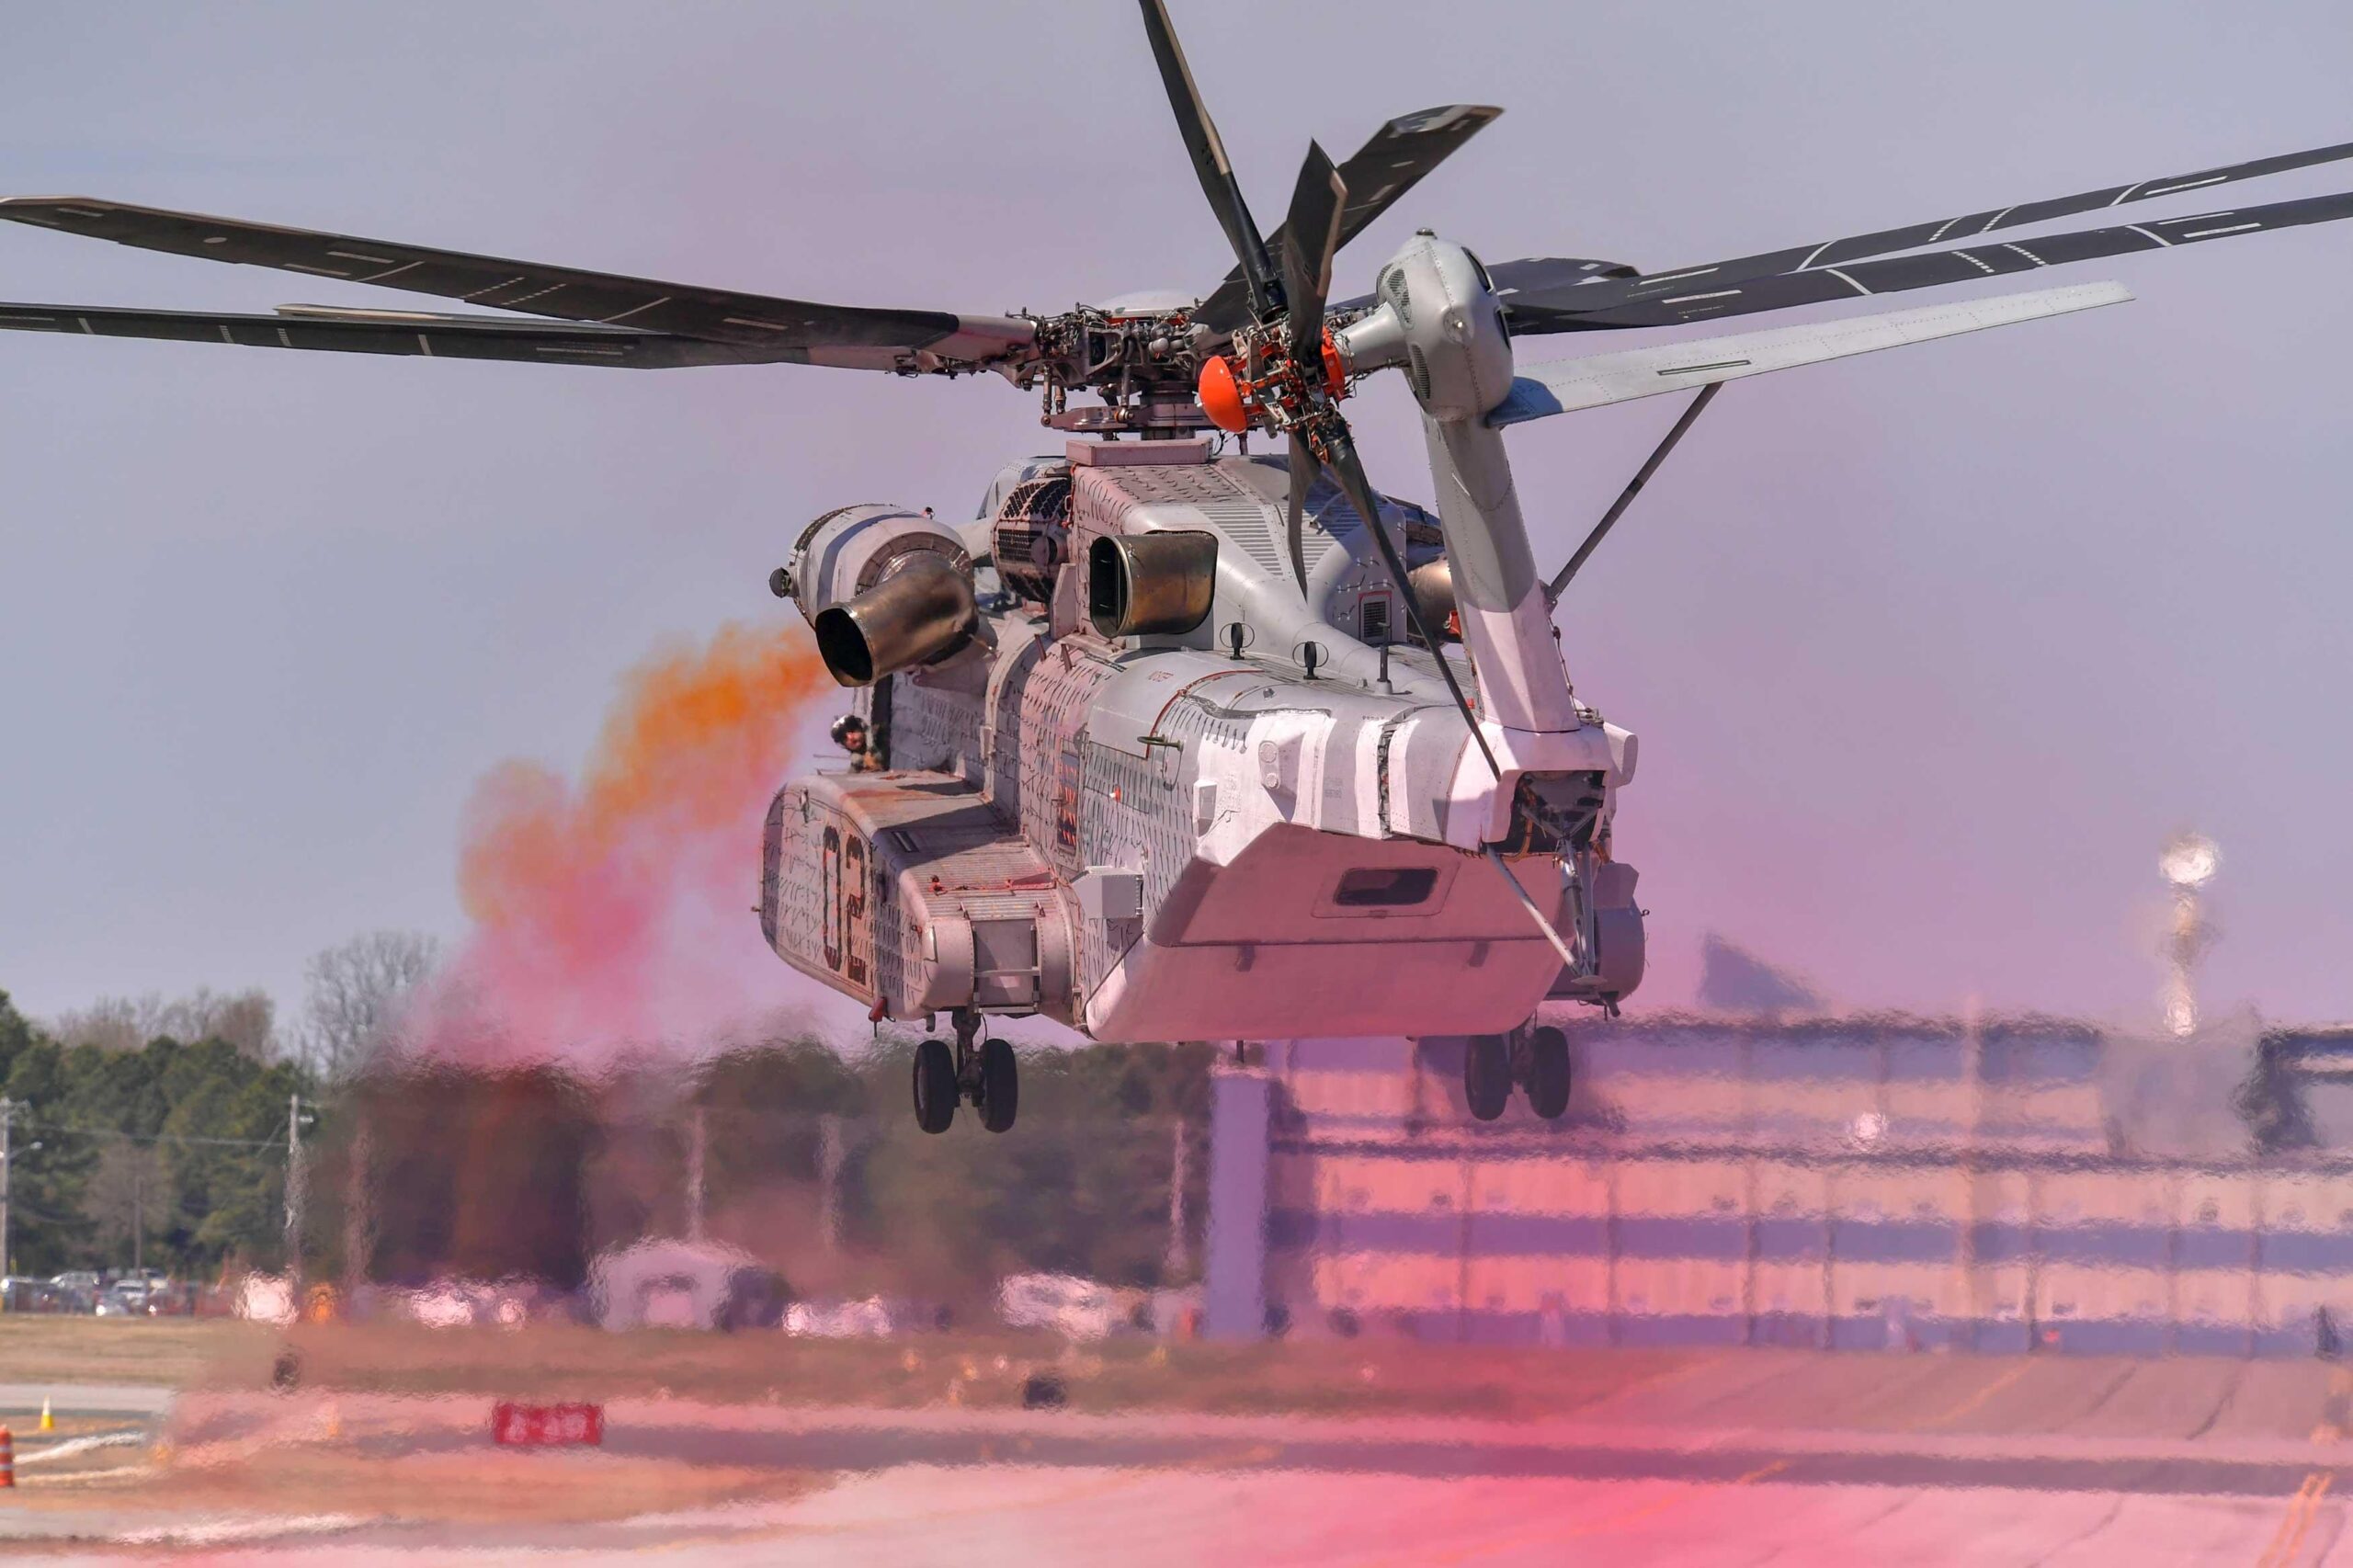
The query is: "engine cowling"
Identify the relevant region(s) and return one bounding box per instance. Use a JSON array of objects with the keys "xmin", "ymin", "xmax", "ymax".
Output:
[
  {"xmin": 775, "ymin": 504, "xmax": 977, "ymax": 687},
  {"xmin": 813, "ymin": 553, "xmax": 976, "ymax": 687},
  {"xmin": 778, "ymin": 504, "xmax": 969, "ymax": 623}
]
